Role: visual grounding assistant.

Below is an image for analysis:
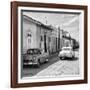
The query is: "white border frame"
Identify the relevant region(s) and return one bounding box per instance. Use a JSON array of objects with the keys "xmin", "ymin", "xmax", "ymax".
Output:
[{"xmin": 18, "ymin": 7, "xmax": 84, "ymax": 83}]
